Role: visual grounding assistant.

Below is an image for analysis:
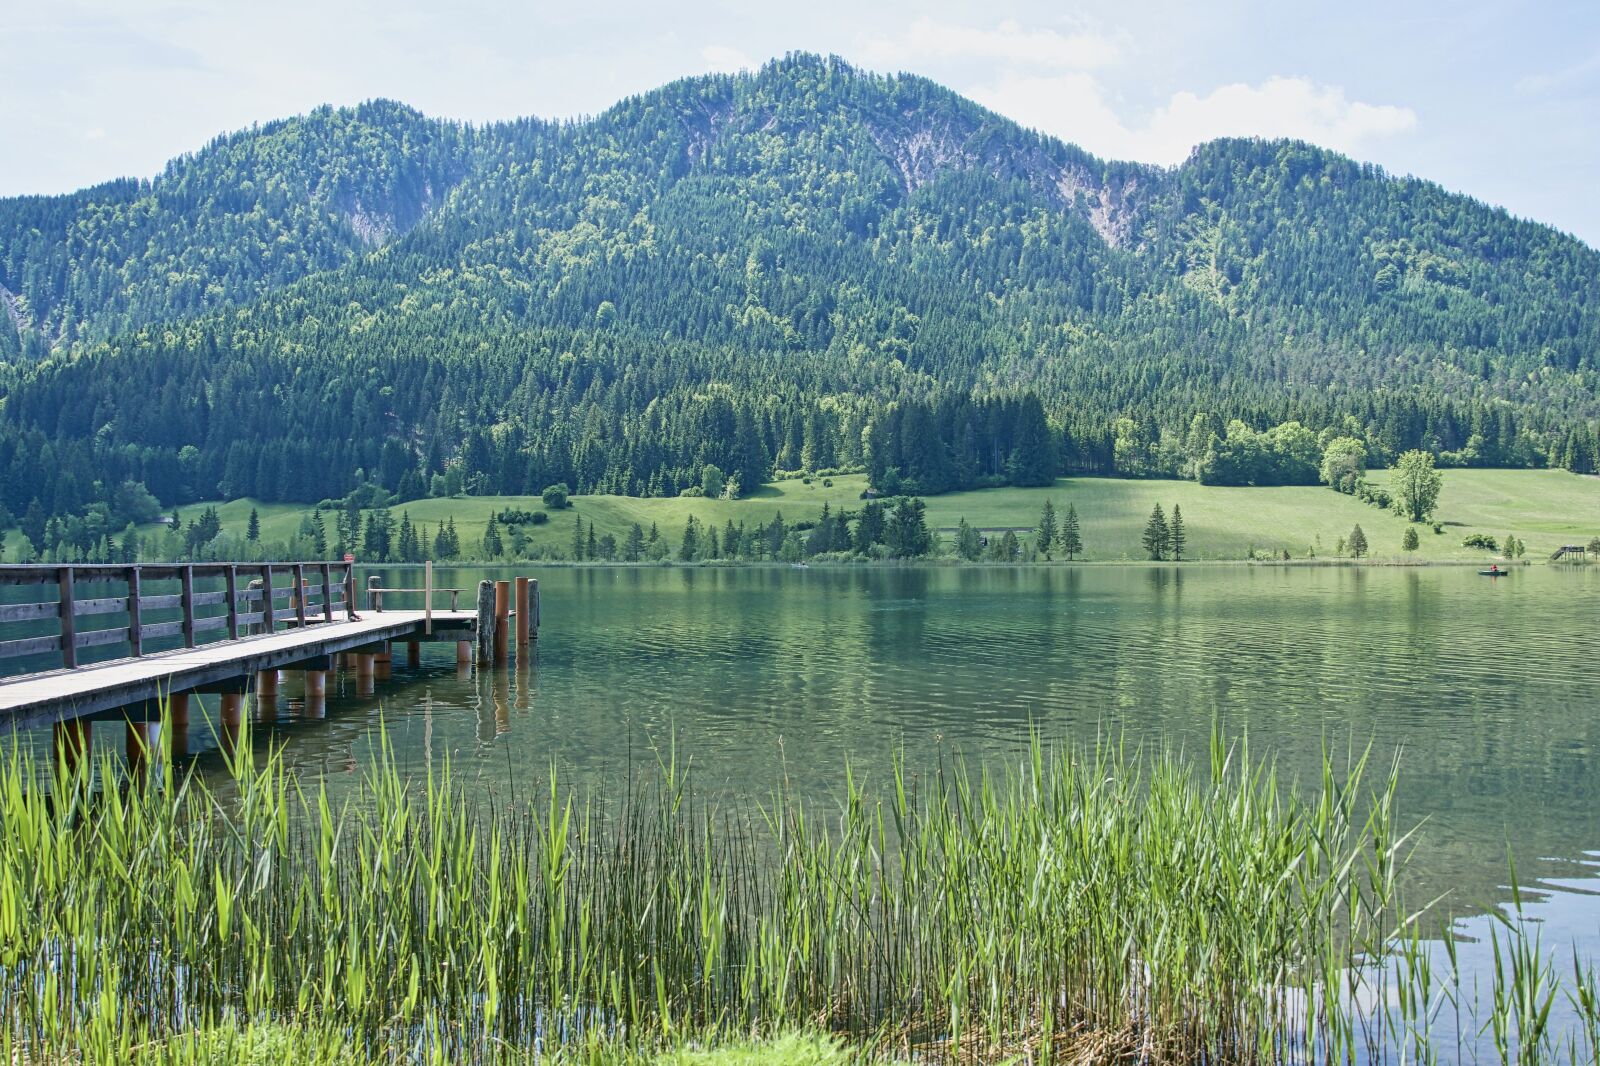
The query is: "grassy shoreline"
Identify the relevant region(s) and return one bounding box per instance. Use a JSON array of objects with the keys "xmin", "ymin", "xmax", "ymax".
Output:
[{"xmin": 135, "ymin": 468, "xmax": 1599, "ymax": 566}]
